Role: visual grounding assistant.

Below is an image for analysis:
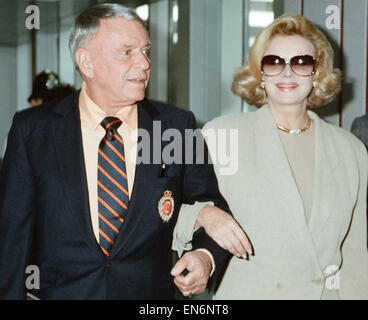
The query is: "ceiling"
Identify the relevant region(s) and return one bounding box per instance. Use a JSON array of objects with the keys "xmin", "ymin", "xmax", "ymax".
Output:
[{"xmin": 0, "ymin": 0, "xmax": 153, "ymax": 46}]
